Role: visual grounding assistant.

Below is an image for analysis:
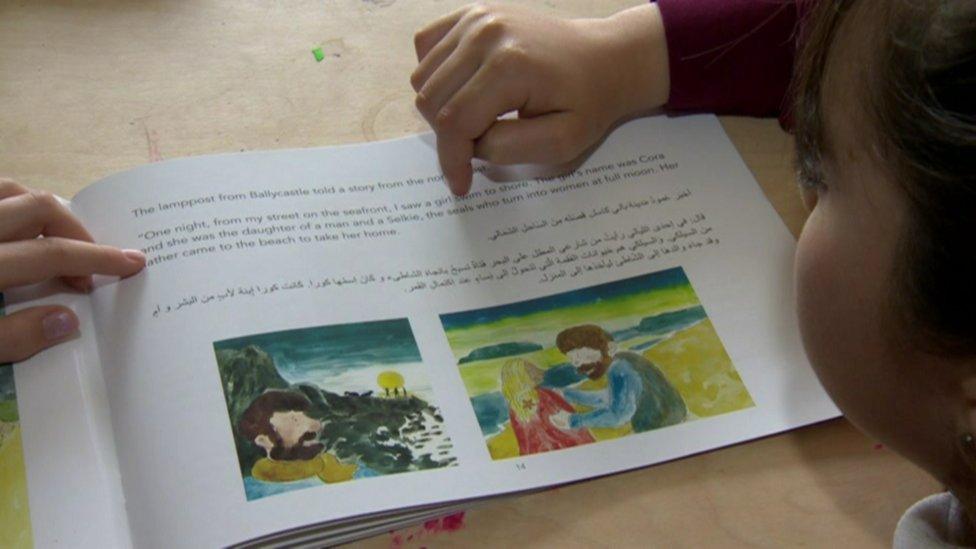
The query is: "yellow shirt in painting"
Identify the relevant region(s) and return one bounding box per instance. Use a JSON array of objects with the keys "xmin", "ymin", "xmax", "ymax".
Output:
[{"xmin": 251, "ymin": 452, "xmax": 358, "ymax": 484}]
